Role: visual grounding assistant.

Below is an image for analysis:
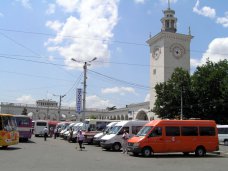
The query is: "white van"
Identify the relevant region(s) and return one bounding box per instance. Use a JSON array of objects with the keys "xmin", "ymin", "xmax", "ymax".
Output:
[
  {"xmin": 34, "ymin": 120, "xmax": 48, "ymax": 137},
  {"xmin": 100, "ymin": 120, "xmax": 149, "ymax": 151},
  {"xmin": 217, "ymin": 125, "xmax": 228, "ymax": 146},
  {"xmin": 93, "ymin": 122, "xmax": 119, "ymax": 145}
]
